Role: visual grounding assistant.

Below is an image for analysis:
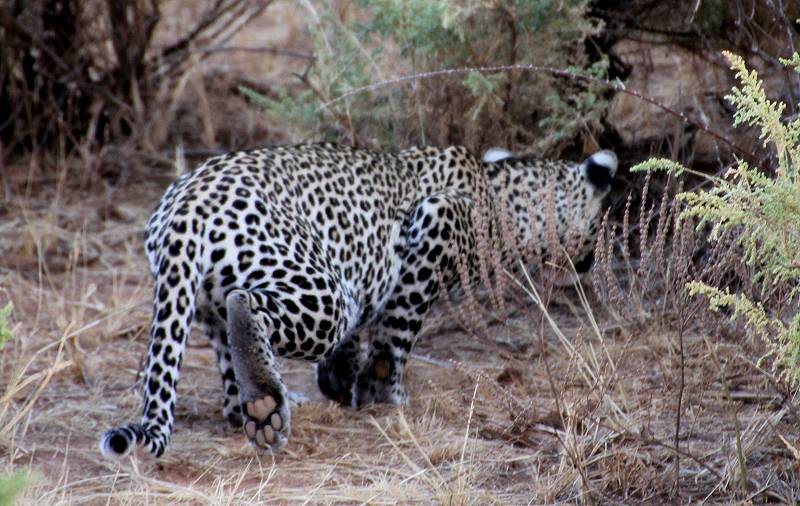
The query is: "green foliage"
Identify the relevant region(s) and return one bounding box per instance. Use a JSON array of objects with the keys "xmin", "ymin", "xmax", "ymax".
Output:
[
  {"xmin": 240, "ymin": 86, "xmax": 338, "ymax": 140},
  {"xmin": 537, "ymin": 57, "xmax": 609, "ymax": 146},
  {"xmin": 248, "ymin": 0, "xmax": 603, "ymax": 152},
  {"xmin": 361, "ymin": 0, "xmax": 458, "ymax": 58},
  {"xmin": 0, "ymin": 303, "xmax": 13, "ymax": 350},
  {"xmin": 633, "ymin": 52, "xmax": 800, "ymax": 386},
  {"xmin": 461, "ymin": 71, "xmax": 504, "ymax": 120},
  {"xmin": 631, "ymin": 158, "xmax": 692, "ymax": 178},
  {"xmin": 782, "ymin": 52, "xmax": 800, "ymax": 73},
  {"xmin": 0, "ymin": 472, "xmax": 29, "ymax": 506}
]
